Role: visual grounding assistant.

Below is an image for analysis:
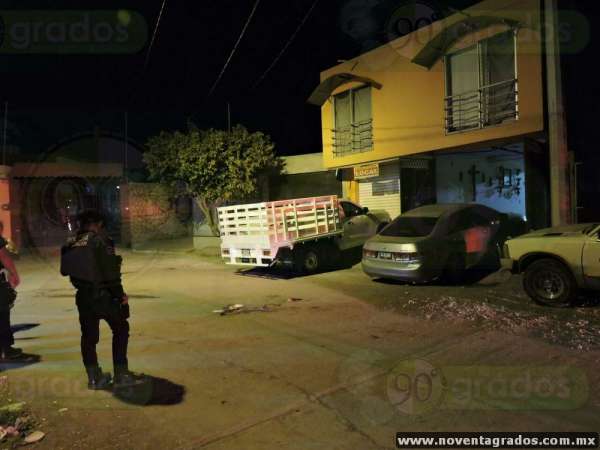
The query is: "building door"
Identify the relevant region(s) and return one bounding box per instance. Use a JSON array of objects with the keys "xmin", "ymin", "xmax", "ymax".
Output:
[
  {"xmin": 400, "ymin": 159, "xmax": 436, "ymax": 213},
  {"xmin": 358, "ymin": 162, "xmax": 401, "ymax": 219}
]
